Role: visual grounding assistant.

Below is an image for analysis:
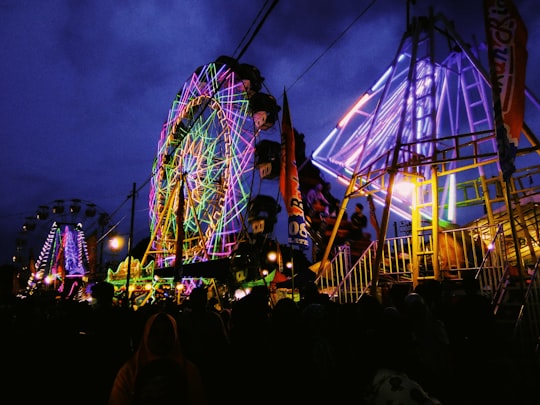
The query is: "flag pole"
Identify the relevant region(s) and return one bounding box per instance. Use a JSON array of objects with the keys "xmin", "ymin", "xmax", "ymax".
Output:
[
  {"xmin": 290, "ymin": 245, "xmax": 295, "ymax": 302},
  {"xmin": 279, "ymin": 88, "xmax": 310, "ymax": 274}
]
